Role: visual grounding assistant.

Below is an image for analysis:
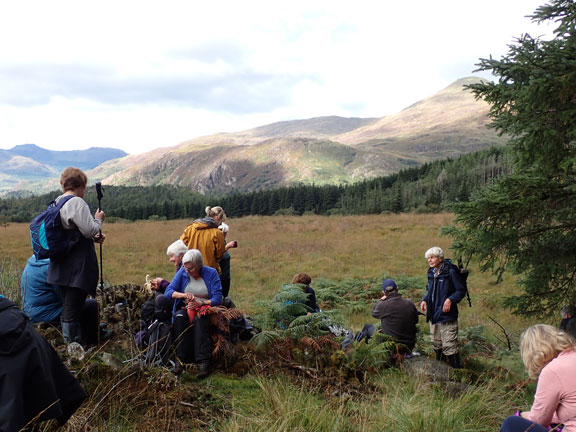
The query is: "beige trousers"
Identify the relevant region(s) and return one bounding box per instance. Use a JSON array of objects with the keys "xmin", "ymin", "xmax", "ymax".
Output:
[{"xmin": 430, "ymin": 320, "xmax": 459, "ymax": 356}]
